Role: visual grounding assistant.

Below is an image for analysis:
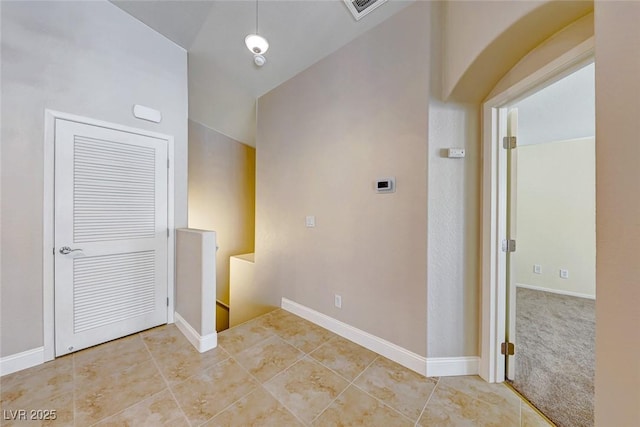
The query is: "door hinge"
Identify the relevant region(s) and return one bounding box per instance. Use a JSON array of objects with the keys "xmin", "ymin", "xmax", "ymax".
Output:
[
  {"xmin": 167, "ymin": 297, "xmax": 169, "ymax": 307},
  {"xmin": 502, "ymin": 239, "xmax": 516, "ymax": 252},
  {"xmin": 167, "ymin": 228, "xmax": 170, "ymax": 238},
  {"xmin": 167, "ymin": 158, "xmax": 170, "ymax": 168},
  {"xmin": 501, "ymin": 341, "xmax": 515, "ymax": 356},
  {"xmin": 503, "ymin": 136, "xmax": 517, "ymax": 149}
]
